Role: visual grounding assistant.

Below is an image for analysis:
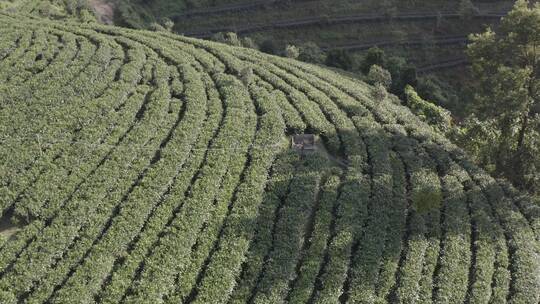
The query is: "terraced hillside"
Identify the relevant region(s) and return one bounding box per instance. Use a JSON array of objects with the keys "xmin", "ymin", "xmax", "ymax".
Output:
[
  {"xmin": 0, "ymin": 12, "xmax": 539, "ymax": 304},
  {"xmin": 0, "ymin": 0, "xmax": 96, "ymax": 21},
  {"xmin": 118, "ymin": 0, "xmax": 513, "ymax": 62}
]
